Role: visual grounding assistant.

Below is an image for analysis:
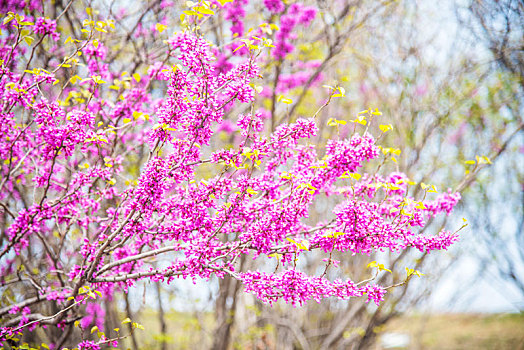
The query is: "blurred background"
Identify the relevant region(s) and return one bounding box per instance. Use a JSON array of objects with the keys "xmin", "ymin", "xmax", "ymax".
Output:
[{"xmin": 3, "ymin": 0, "xmax": 523, "ymax": 348}]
